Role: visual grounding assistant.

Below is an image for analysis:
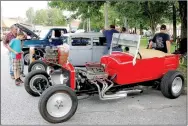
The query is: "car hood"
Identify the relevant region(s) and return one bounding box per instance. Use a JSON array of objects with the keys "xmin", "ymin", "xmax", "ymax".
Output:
[{"xmin": 14, "ymin": 23, "xmax": 39, "ymax": 39}]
